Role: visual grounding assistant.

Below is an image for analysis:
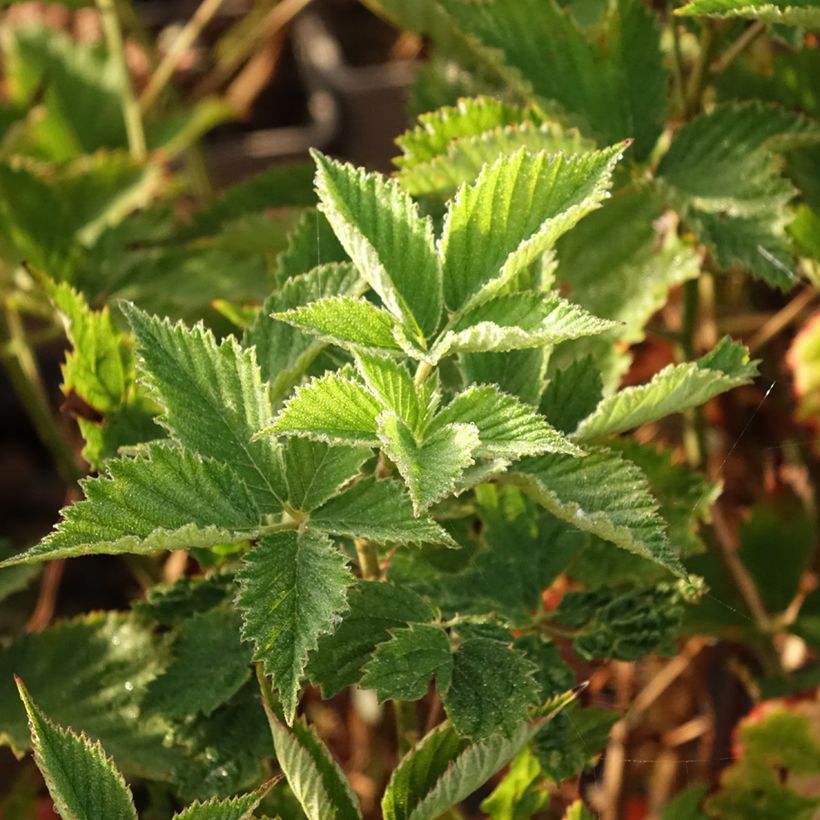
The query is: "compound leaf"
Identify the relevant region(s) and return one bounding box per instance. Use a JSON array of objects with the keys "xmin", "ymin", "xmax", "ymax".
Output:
[
  {"xmin": 439, "ymin": 146, "xmax": 623, "ymax": 313},
  {"xmin": 123, "ymin": 303, "xmax": 286, "ymax": 513},
  {"xmin": 431, "ymin": 384, "xmax": 582, "ymax": 460},
  {"xmin": 307, "ymin": 581, "xmax": 435, "ymax": 697},
  {"xmin": 262, "ymin": 369, "xmax": 384, "ymax": 447},
  {"xmin": 382, "ymin": 720, "xmax": 541, "ymax": 820},
  {"xmin": 574, "ymin": 338, "xmax": 758, "ymax": 439},
  {"xmin": 313, "ymin": 150, "xmax": 442, "ymax": 339},
  {"xmin": 311, "ymin": 477, "xmax": 455, "ymax": 545},
  {"xmin": 264, "ymin": 710, "xmax": 362, "ymax": 820},
  {"xmin": 16, "ymin": 679, "xmax": 138, "ymax": 820},
  {"xmin": 514, "ymin": 448, "xmax": 683, "ymax": 575},
  {"xmin": 361, "ymin": 624, "xmax": 452, "ymax": 702},
  {"xmin": 438, "ymin": 638, "xmax": 540, "ymax": 740},
  {"xmin": 236, "ymin": 531, "xmax": 351, "ymax": 723},
  {"xmin": 377, "ymin": 410, "xmax": 479, "ymax": 513},
  {"xmin": 5, "ymin": 443, "xmax": 261, "ymax": 565},
  {"xmin": 272, "ymin": 296, "xmax": 402, "ymax": 354}
]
